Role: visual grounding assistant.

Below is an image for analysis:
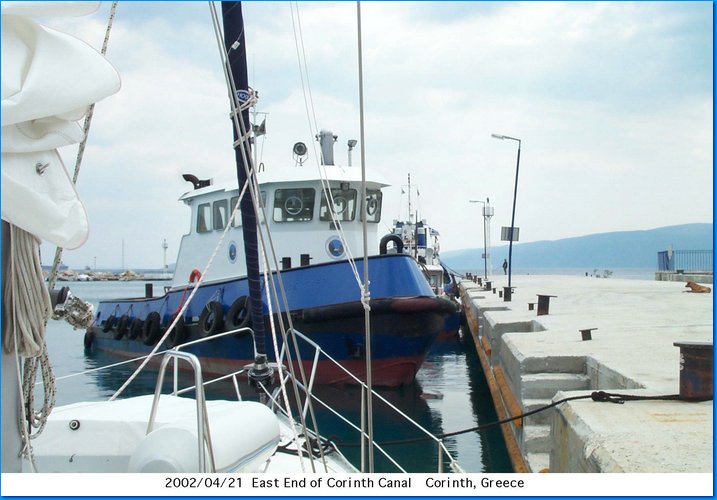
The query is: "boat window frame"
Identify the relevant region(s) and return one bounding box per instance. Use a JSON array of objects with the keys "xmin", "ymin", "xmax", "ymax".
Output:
[
  {"xmin": 212, "ymin": 199, "xmax": 229, "ymax": 230},
  {"xmin": 231, "ymin": 191, "xmax": 267, "ymax": 227},
  {"xmin": 319, "ymin": 187, "xmax": 358, "ymax": 222},
  {"xmin": 273, "ymin": 188, "xmax": 316, "ymax": 223},
  {"xmin": 360, "ymin": 189, "xmax": 383, "ymax": 223},
  {"xmin": 197, "ymin": 202, "xmax": 211, "ymax": 233}
]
